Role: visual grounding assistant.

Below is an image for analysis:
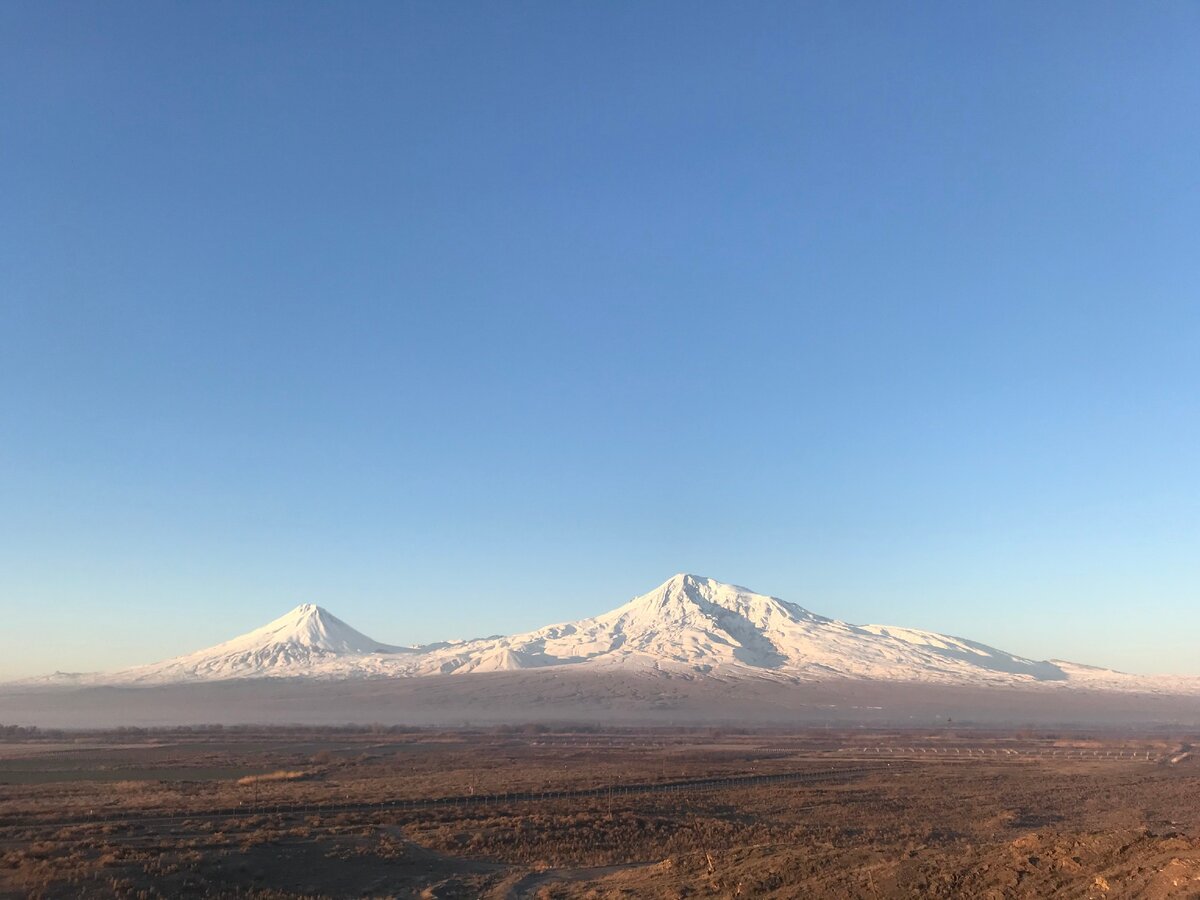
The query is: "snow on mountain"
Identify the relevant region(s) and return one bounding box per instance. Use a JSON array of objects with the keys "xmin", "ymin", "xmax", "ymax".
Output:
[
  {"xmin": 105, "ymin": 604, "xmax": 412, "ymax": 684},
  {"xmin": 413, "ymin": 574, "xmax": 1074, "ymax": 684},
  {"xmin": 25, "ymin": 575, "xmax": 1200, "ymax": 692}
]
